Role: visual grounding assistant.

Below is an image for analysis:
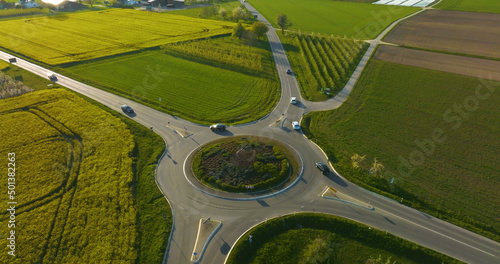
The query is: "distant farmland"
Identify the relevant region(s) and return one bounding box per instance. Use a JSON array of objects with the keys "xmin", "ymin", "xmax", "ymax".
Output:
[
  {"xmin": 0, "ymin": 9, "xmax": 235, "ymax": 65},
  {"xmin": 383, "ymin": 9, "xmax": 500, "ymax": 59},
  {"xmin": 247, "ymin": 0, "xmax": 418, "ymax": 39}
]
